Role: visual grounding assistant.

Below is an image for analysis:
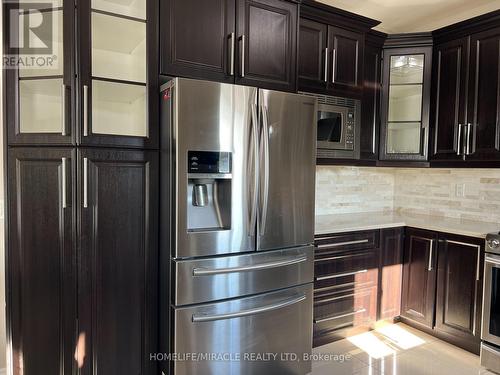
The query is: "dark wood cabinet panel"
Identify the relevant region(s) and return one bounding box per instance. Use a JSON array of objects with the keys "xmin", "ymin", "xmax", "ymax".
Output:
[
  {"xmin": 401, "ymin": 228, "xmax": 438, "ymax": 328},
  {"xmin": 298, "ymin": 17, "xmax": 328, "ymax": 92},
  {"xmin": 379, "ymin": 228, "xmax": 403, "ymax": 320},
  {"xmin": 467, "ymin": 27, "xmax": 500, "ymax": 160},
  {"xmin": 431, "ymin": 38, "xmax": 469, "ymax": 160},
  {"xmin": 435, "ymin": 235, "xmax": 483, "ymax": 353},
  {"xmin": 8, "ymin": 148, "xmax": 77, "ymax": 375},
  {"xmin": 78, "ymin": 149, "xmax": 158, "ymax": 375},
  {"xmin": 236, "ymin": 0, "xmax": 298, "ymax": 91},
  {"xmin": 160, "ymin": 0, "xmax": 235, "ymax": 83},
  {"xmin": 328, "ymin": 26, "xmax": 363, "ymax": 94},
  {"xmin": 361, "ymin": 35, "xmax": 383, "ymax": 160}
]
